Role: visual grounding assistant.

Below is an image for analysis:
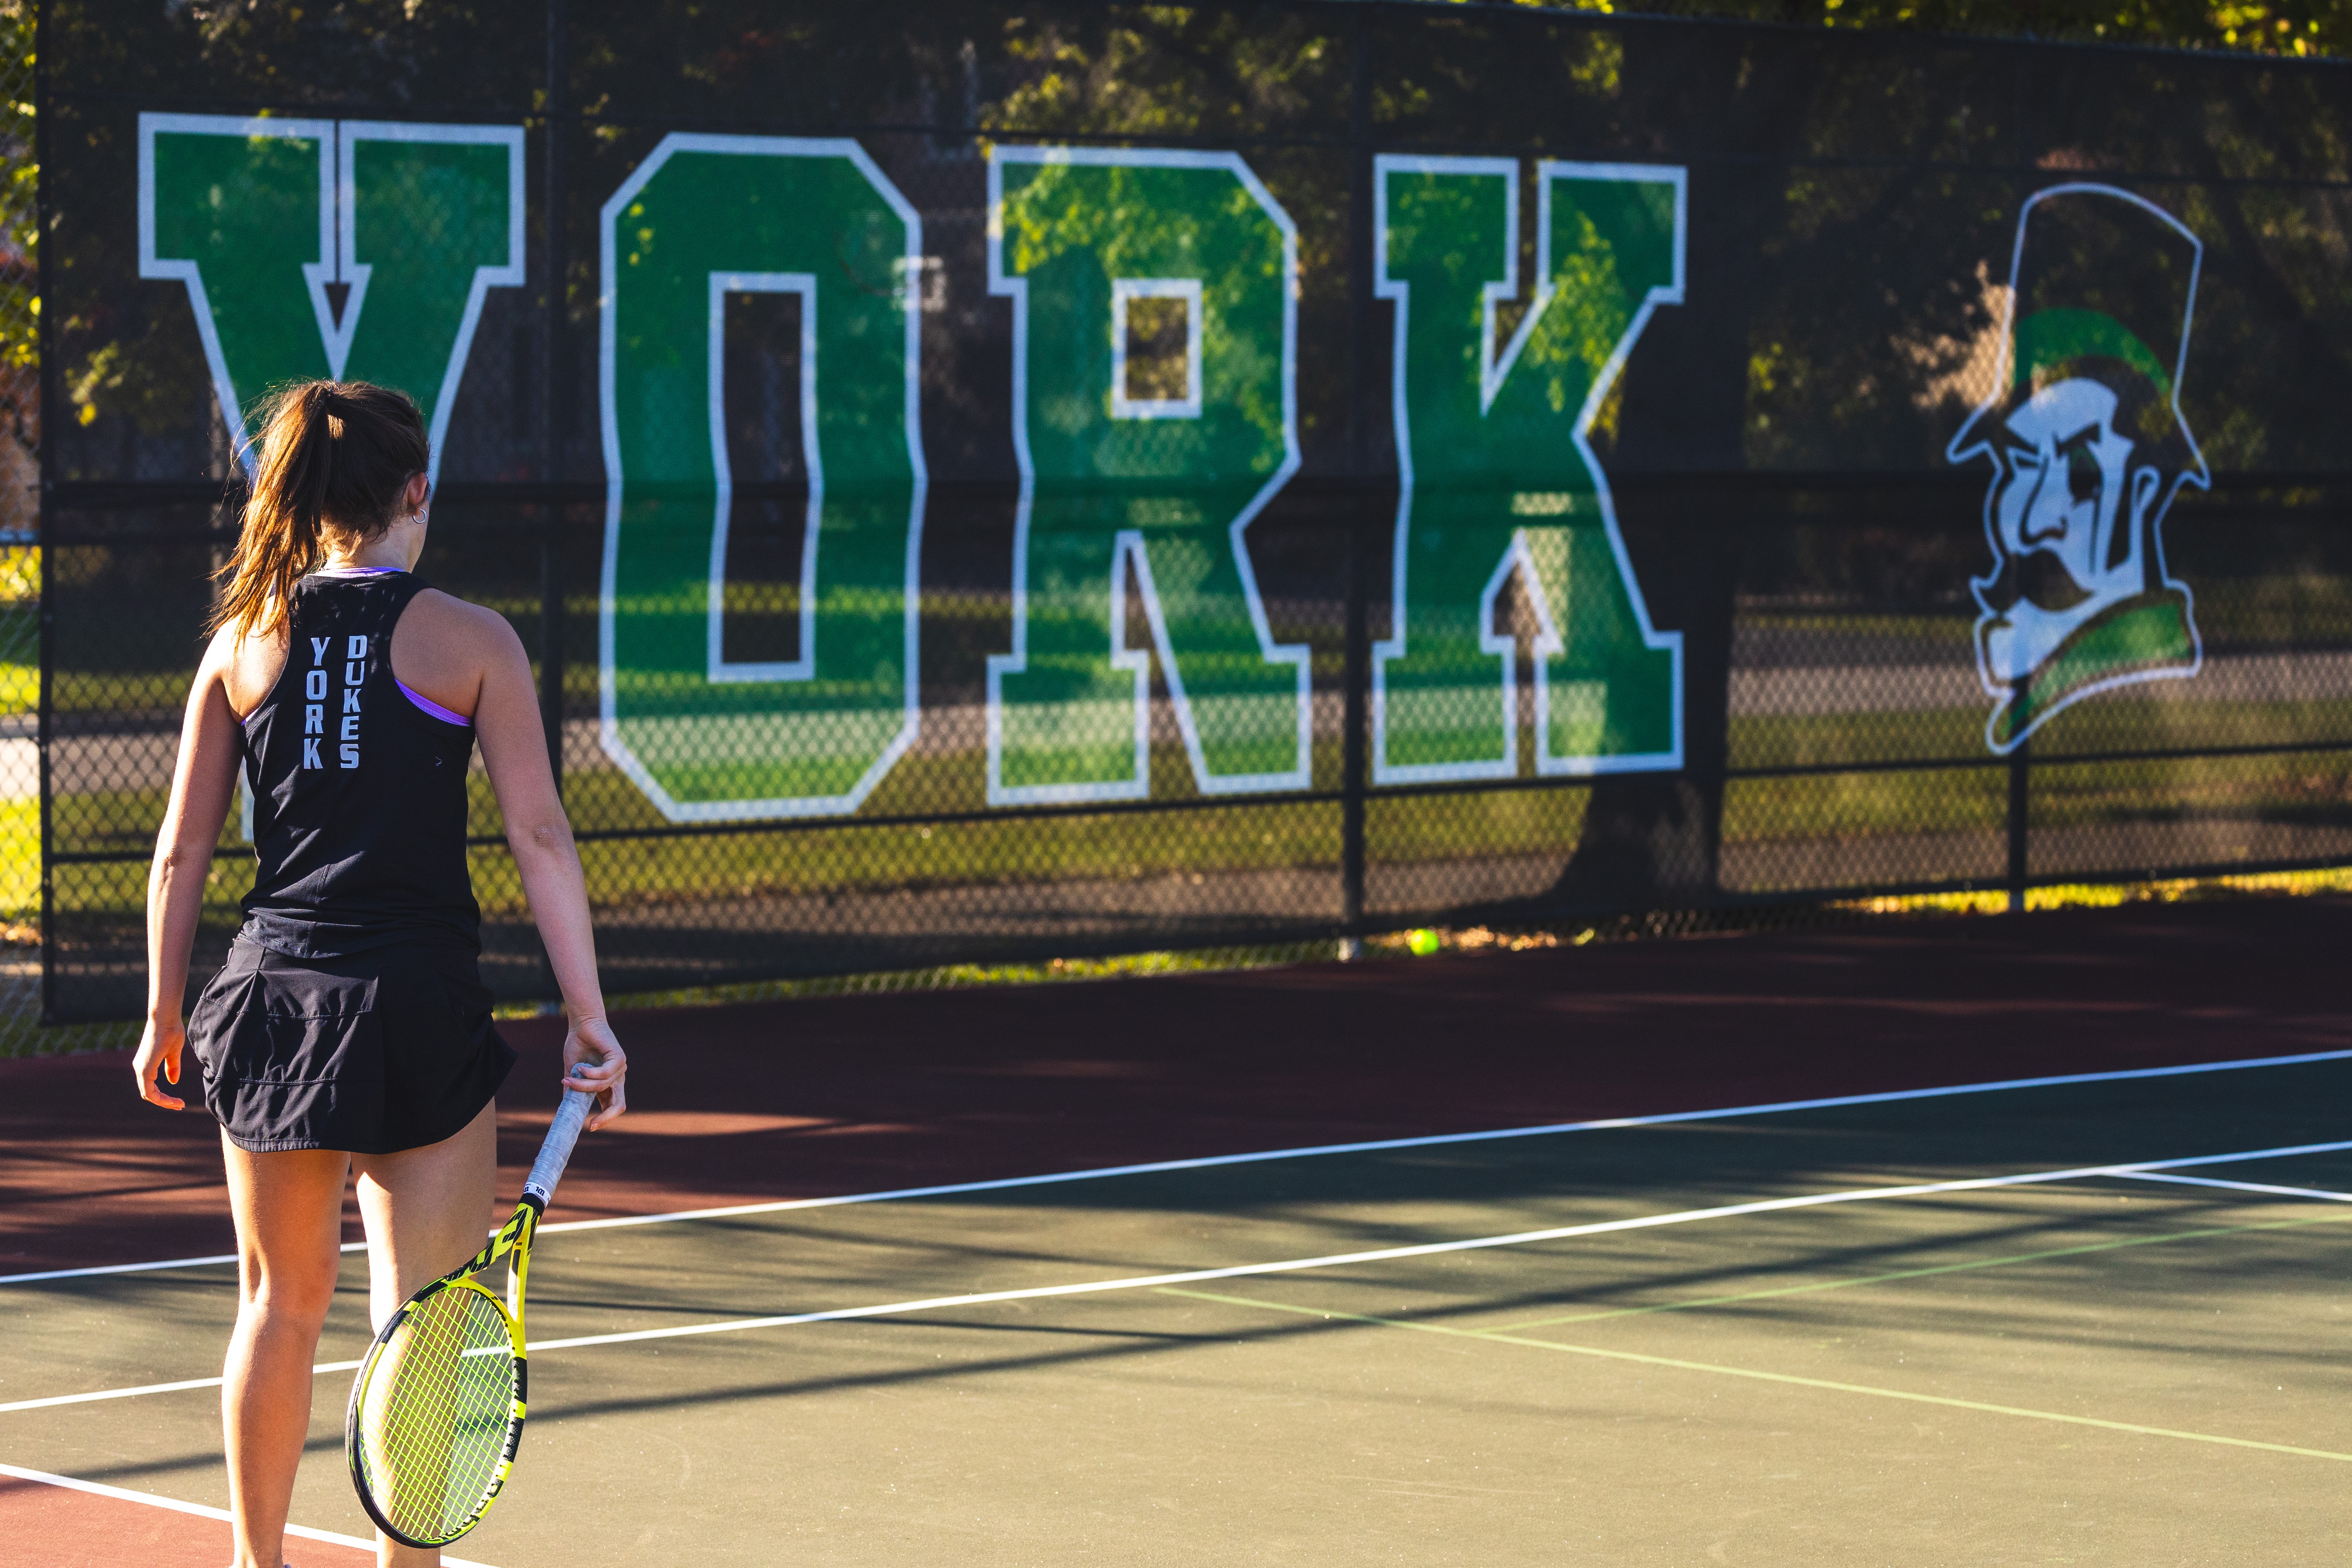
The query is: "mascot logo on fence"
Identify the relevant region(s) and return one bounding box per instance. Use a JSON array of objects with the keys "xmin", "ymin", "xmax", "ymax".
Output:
[{"xmin": 1947, "ymin": 184, "xmax": 2209, "ymax": 753}]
